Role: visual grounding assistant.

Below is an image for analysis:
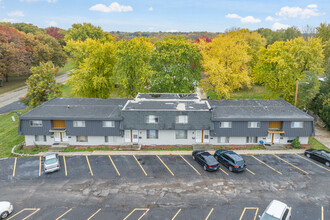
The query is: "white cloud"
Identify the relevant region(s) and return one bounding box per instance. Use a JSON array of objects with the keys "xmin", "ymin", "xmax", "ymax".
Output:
[
  {"xmin": 148, "ymin": 7, "xmax": 153, "ymax": 11},
  {"xmin": 2, "ymin": 18, "xmax": 18, "ymax": 22},
  {"xmin": 272, "ymin": 22, "xmax": 291, "ymax": 30},
  {"xmin": 89, "ymin": 2, "xmax": 133, "ymax": 13},
  {"xmin": 166, "ymin": 29, "xmax": 178, "ymax": 32},
  {"xmin": 226, "ymin": 14, "xmax": 260, "ymax": 23},
  {"xmin": 8, "ymin": 11, "xmax": 24, "ymax": 17},
  {"xmin": 46, "ymin": 20, "xmax": 57, "ymax": 27},
  {"xmin": 276, "ymin": 5, "xmax": 324, "ymax": 19},
  {"xmin": 265, "ymin": 16, "xmax": 275, "ymax": 21}
]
